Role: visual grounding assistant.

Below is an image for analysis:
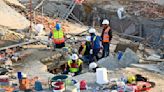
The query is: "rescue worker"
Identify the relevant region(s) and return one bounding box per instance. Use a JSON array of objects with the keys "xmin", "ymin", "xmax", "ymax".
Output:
[
  {"xmin": 63, "ymin": 54, "xmax": 83, "ymax": 76},
  {"xmin": 78, "ymin": 36, "xmax": 92, "ymax": 63},
  {"xmin": 101, "ymin": 19, "xmax": 112, "ymax": 58},
  {"xmin": 20, "ymin": 74, "xmax": 32, "ymax": 92},
  {"xmin": 48, "ymin": 23, "xmax": 65, "ymax": 49},
  {"xmin": 88, "ymin": 28, "xmax": 101, "ymax": 62}
]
